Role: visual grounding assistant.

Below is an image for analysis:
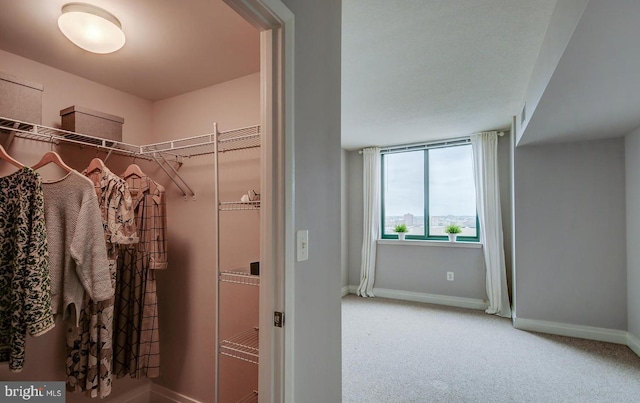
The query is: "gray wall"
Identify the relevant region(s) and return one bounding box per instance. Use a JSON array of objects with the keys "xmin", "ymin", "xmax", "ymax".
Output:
[
  {"xmin": 342, "ymin": 149, "xmax": 349, "ymax": 290},
  {"xmin": 626, "ymin": 128, "xmax": 640, "ymax": 338},
  {"xmin": 375, "ymin": 243, "xmax": 486, "ymax": 300},
  {"xmin": 513, "ymin": 138, "xmax": 627, "ymax": 329},
  {"xmin": 345, "ymin": 131, "xmax": 513, "ymax": 302},
  {"xmin": 346, "ymin": 150, "xmax": 363, "ymax": 286},
  {"xmin": 499, "ymin": 130, "xmax": 514, "ymax": 300},
  {"xmin": 282, "ymin": 0, "xmax": 342, "ymax": 402}
]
